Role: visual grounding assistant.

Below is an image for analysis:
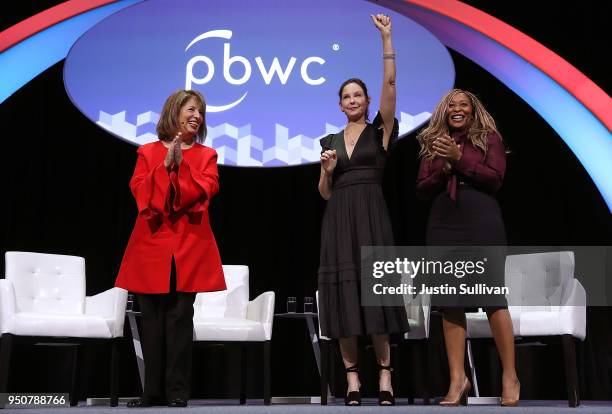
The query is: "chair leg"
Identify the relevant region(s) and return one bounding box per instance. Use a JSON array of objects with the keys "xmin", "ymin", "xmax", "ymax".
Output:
[
  {"xmin": 407, "ymin": 340, "xmax": 430, "ymax": 405},
  {"xmin": 320, "ymin": 340, "xmax": 329, "ymax": 405},
  {"xmin": 70, "ymin": 345, "xmax": 82, "ymax": 406},
  {"xmin": 466, "ymin": 338, "xmax": 480, "ymax": 397},
  {"xmin": 421, "ymin": 339, "xmax": 431, "ymax": 405},
  {"xmin": 391, "ymin": 342, "xmax": 399, "ymax": 396},
  {"xmin": 488, "ymin": 339, "xmax": 502, "ymax": 397},
  {"xmin": 330, "ymin": 341, "xmax": 337, "ymax": 397},
  {"xmin": 561, "ymin": 334, "xmax": 580, "ymax": 407},
  {"xmin": 385, "ymin": 342, "xmax": 398, "ymax": 403},
  {"xmin": 263, "ymin": 341, "xmax": 271, "ymax": 406},
  {"xmin": 239, "ymin": 345, "xmax": 247, "ymax": 405},
  {"xmin": 110, "ymin": 338, "xmax": 120, "ymax": 407},
  {"xmin": 402, "ymin": 341, "xmax": 415, "ymax": 405},
  {"xmin": 0, "ymin": 334, "xmax": 14, "ymax": 393}
]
